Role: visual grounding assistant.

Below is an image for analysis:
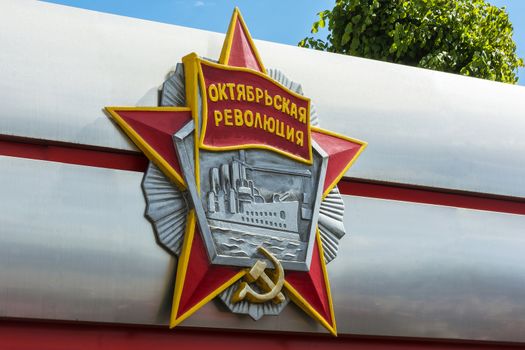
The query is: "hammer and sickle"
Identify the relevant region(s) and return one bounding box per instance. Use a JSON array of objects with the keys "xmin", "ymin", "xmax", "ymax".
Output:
[{"xmin": 231, "ymin": 246, "xmax": 285, "ymax": 304}]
